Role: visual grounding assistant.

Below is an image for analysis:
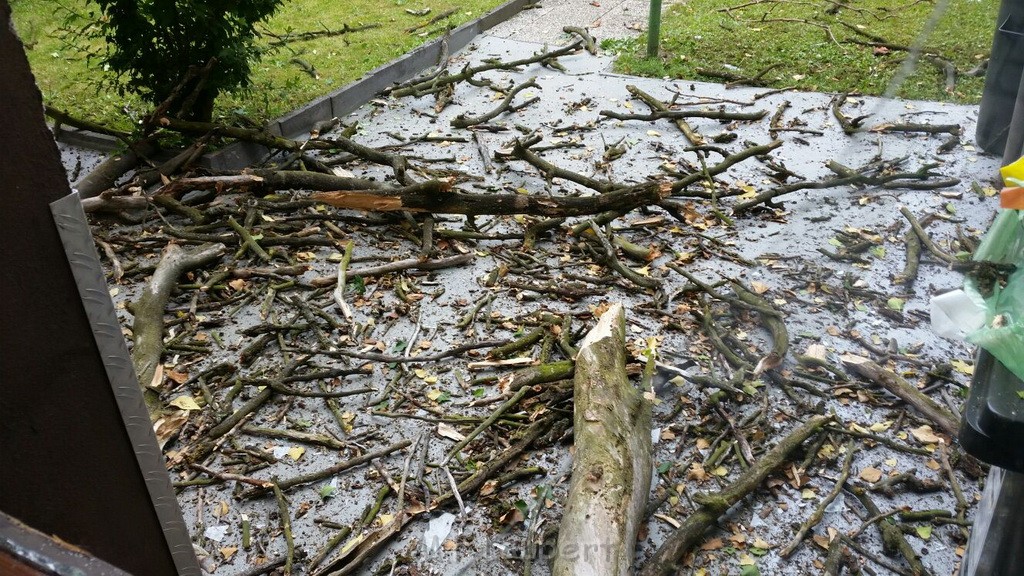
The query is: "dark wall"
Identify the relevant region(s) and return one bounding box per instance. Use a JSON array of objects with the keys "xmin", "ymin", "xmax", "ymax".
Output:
[{"xmin": 0, "ymin": 3, "xmax": 191, "ymax": 574}]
